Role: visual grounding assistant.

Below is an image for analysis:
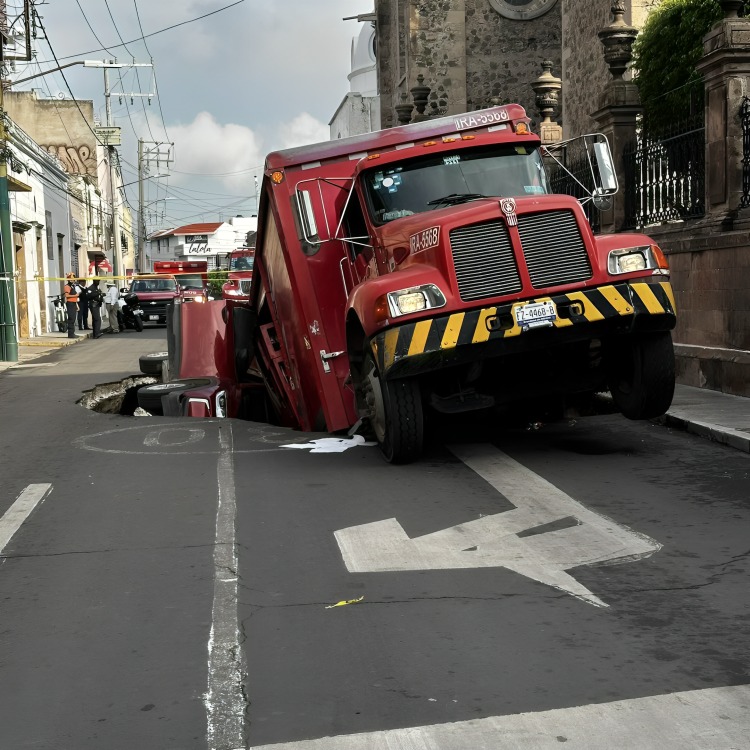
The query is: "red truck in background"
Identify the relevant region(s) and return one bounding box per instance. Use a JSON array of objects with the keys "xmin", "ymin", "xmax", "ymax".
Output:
[
  {"xmin": 143, "ymin": 104, "xmax": 677, "ymax": 463},
  {"xmin": 153, "ymin": 260, "xmax": 209, "ymax": 302},
  {"xmin": 221, "ymin": 248, "xmax": 255, "ymax": 302}
]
